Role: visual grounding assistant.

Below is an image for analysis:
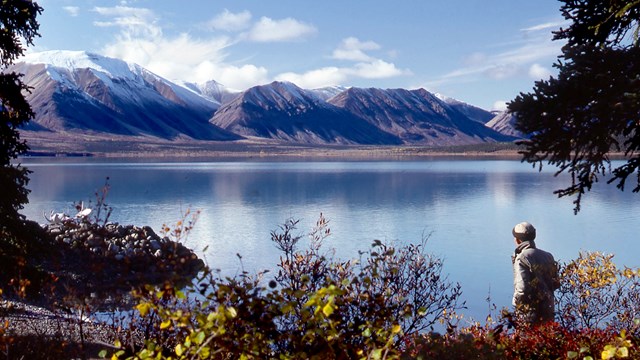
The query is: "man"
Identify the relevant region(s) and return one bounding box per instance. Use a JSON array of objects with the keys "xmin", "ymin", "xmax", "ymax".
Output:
[{"xmin": 511, "ymin": 221, "xmax": 560, "ymax": 324}]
